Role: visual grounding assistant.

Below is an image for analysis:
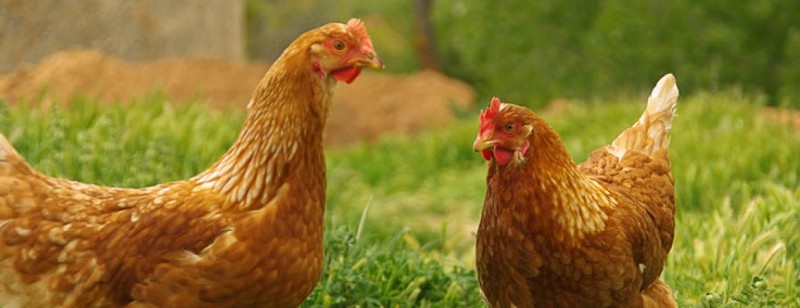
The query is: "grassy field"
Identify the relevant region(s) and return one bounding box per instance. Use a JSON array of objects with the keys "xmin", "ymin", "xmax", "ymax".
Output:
[{"xmin": 1, "ymin": 91, "xmax": 799, "ymax": 307}]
